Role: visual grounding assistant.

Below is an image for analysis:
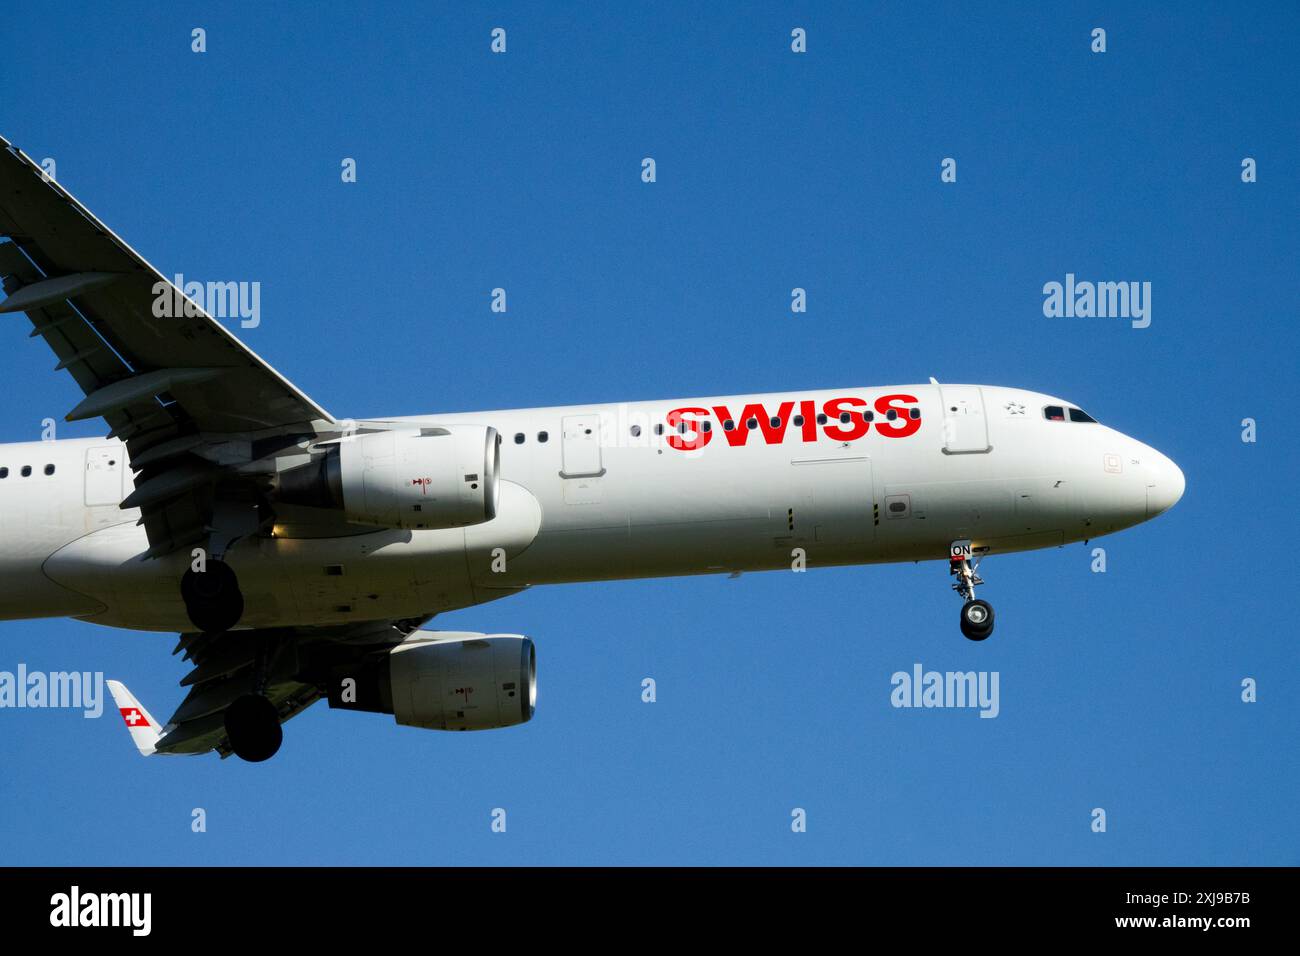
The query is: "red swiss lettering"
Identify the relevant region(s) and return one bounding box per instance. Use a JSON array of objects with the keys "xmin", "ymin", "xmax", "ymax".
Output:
[
  {"xmin": 799, "ymin": 399, "xmax": 818, "ymax": 442},
  {"xmin": 711, "ymin": 401, "xmax": 794, "ymax": 446},
  {"xmin": 822, "ymin": 397, "xmax": 870, "ymax": 441},
  {"xmin": 874, "ymin": 393, "xmax": 921, "ymax": 437},
  {"xmin": 666, "ymin": 407, "xmax": 712, "ymax": 451}
]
